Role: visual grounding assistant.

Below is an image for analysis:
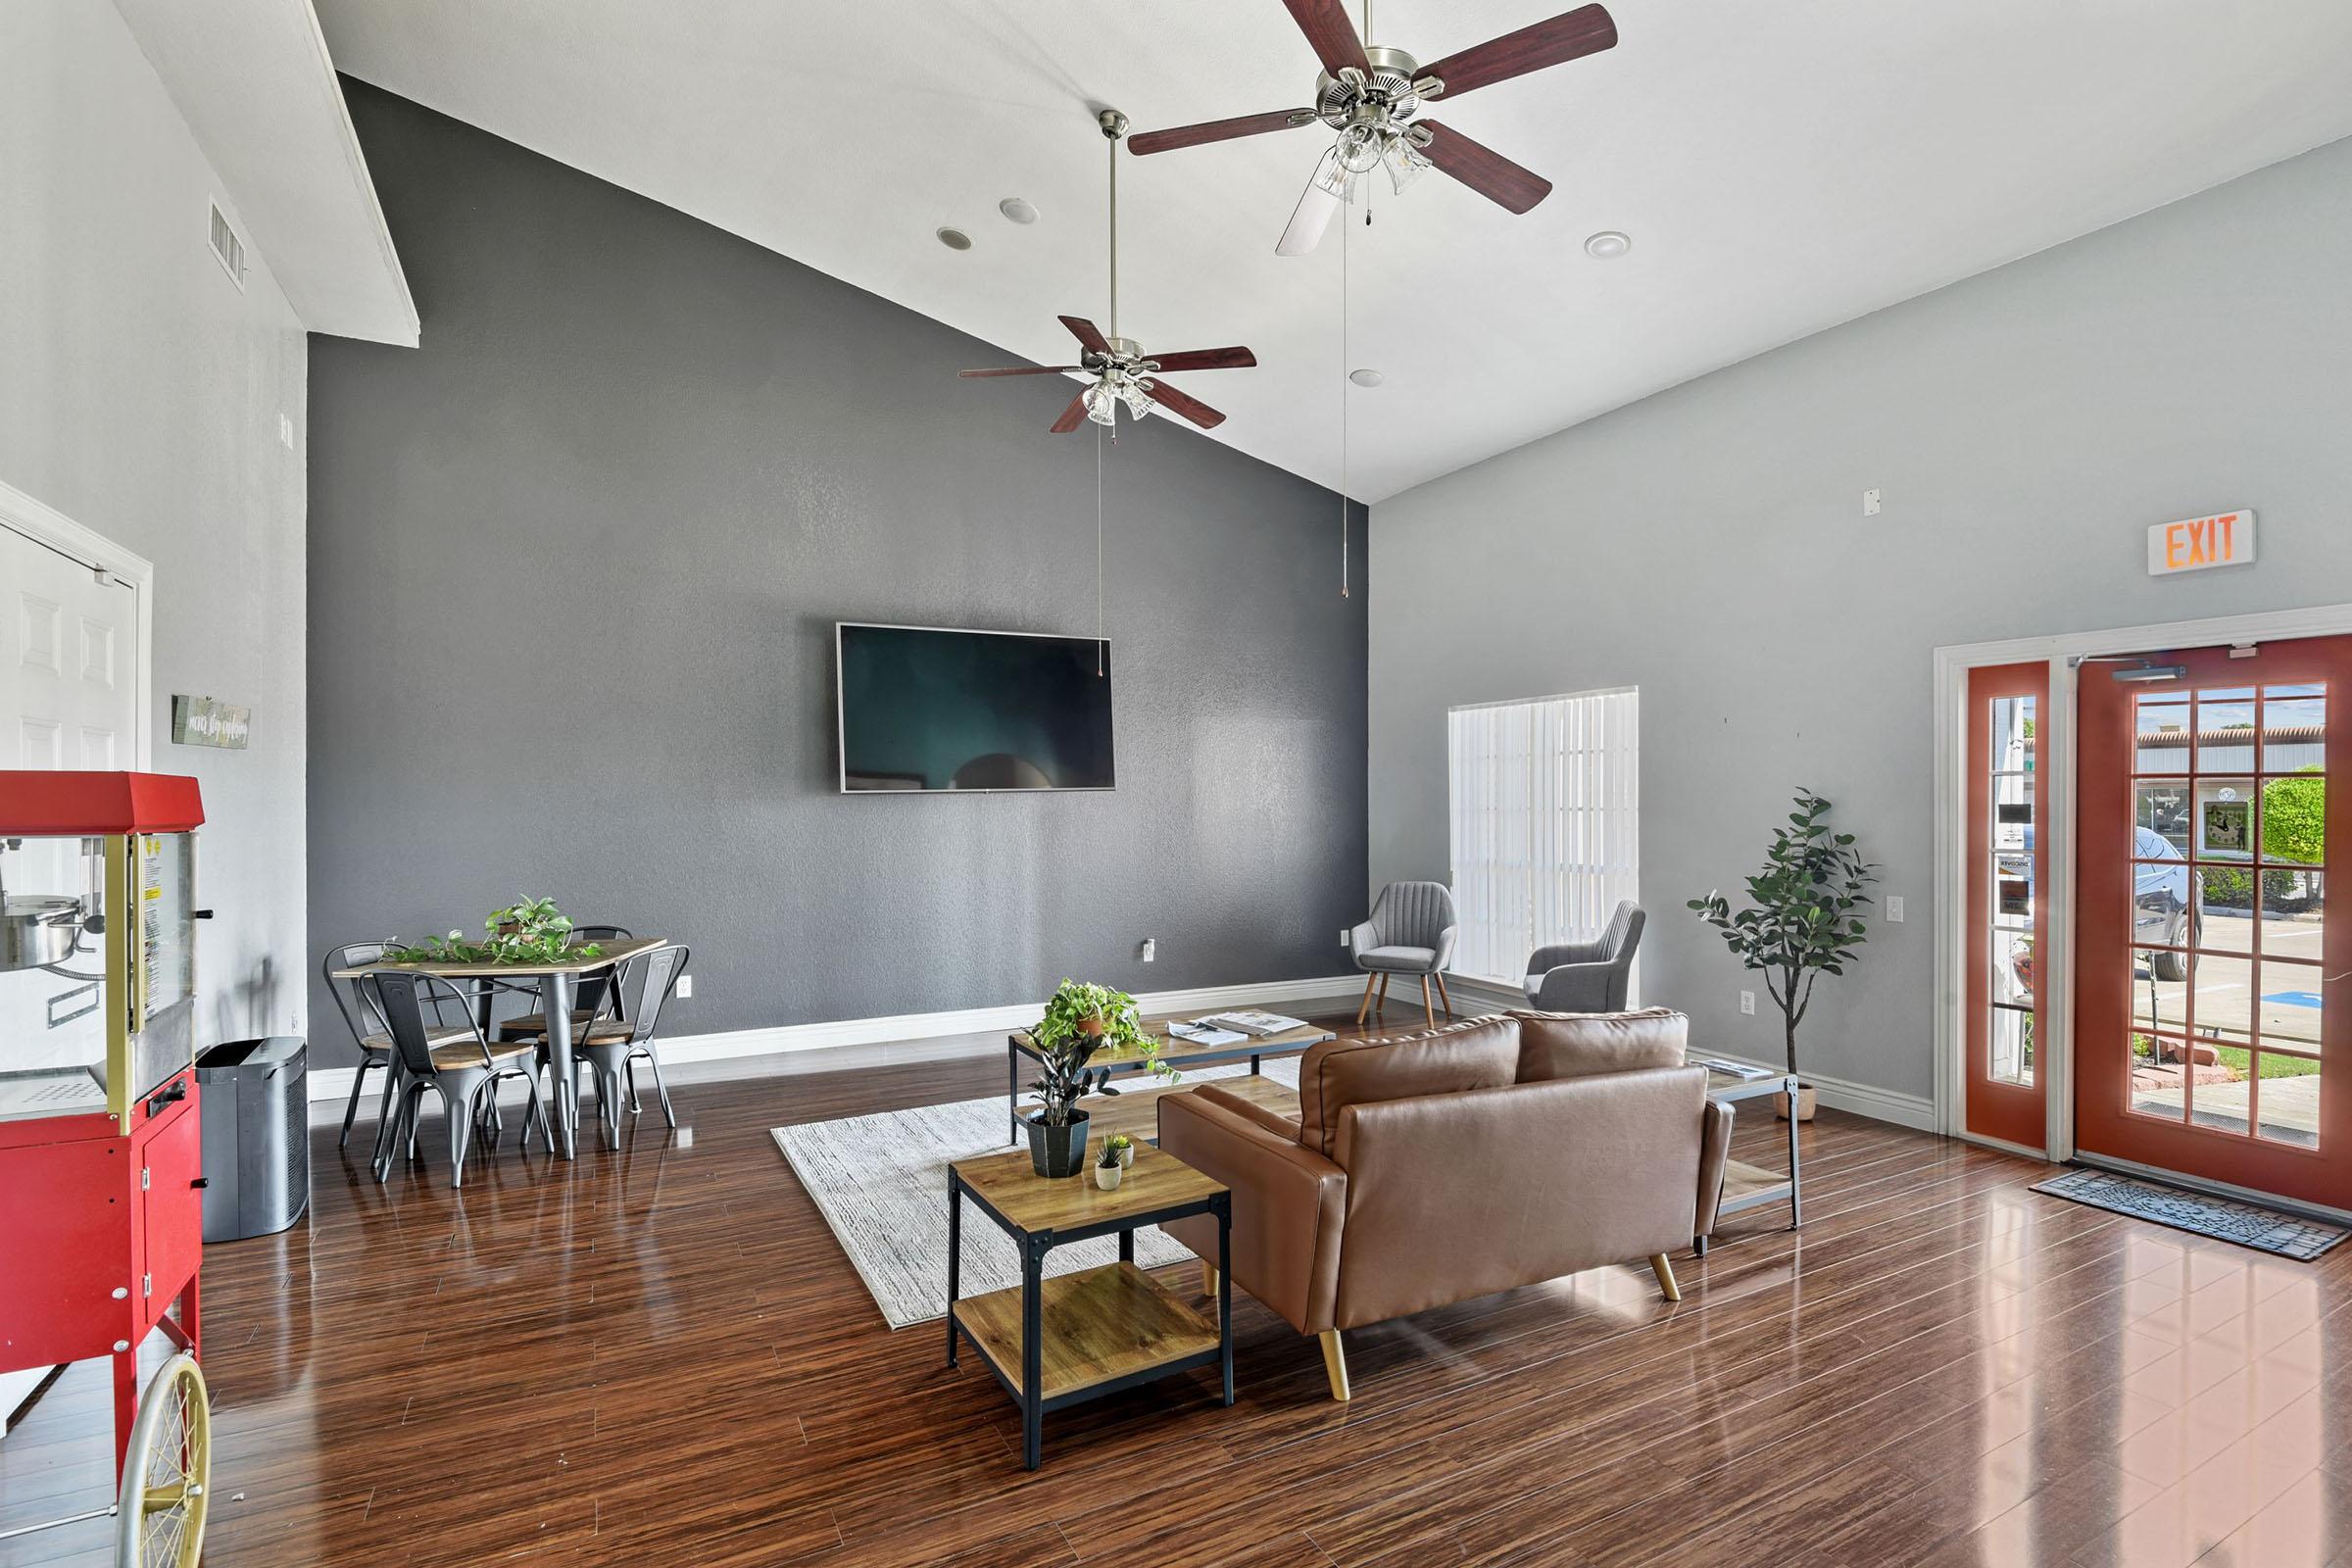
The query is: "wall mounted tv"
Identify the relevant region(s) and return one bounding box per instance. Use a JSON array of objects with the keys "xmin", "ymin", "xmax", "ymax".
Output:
[{"xmin": 836, "ymin": 623, "xmax": 1115, "ymax": 793}]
